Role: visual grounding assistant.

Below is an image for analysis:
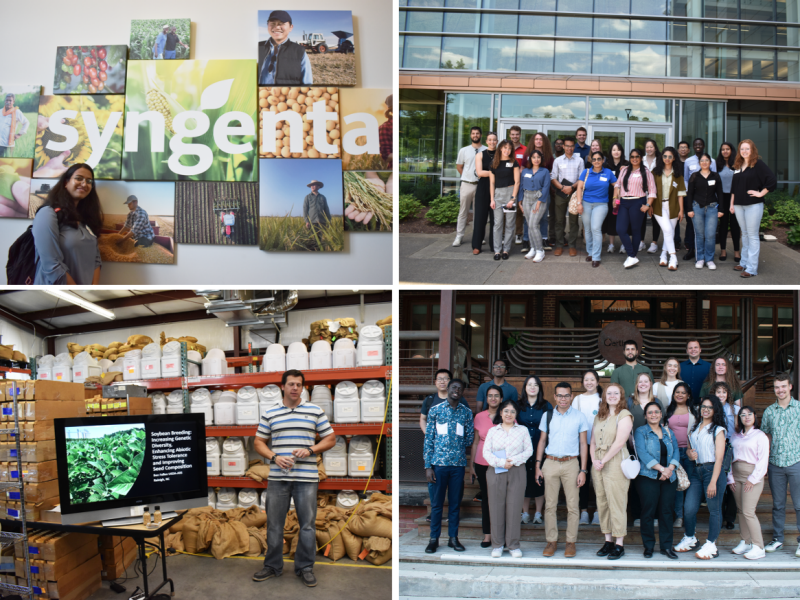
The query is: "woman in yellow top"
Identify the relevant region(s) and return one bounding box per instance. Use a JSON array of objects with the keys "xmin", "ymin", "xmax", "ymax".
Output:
[
  {"xmin": 652, "ymin": 146, "xmax": 686, "ymax": 271},
  {"xmin": 590, "ymin": 383, "xmax": 633, "ymax": 560}
]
